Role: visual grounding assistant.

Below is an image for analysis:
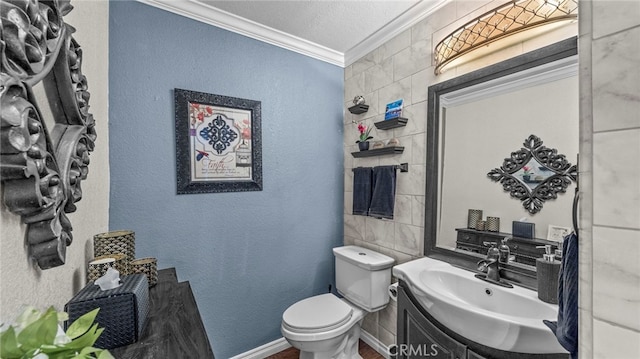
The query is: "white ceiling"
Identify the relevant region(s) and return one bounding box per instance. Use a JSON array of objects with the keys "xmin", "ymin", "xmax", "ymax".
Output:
[{"xmin": 138, "ymin": 0, "xmax": 449, "ymax": 67}]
